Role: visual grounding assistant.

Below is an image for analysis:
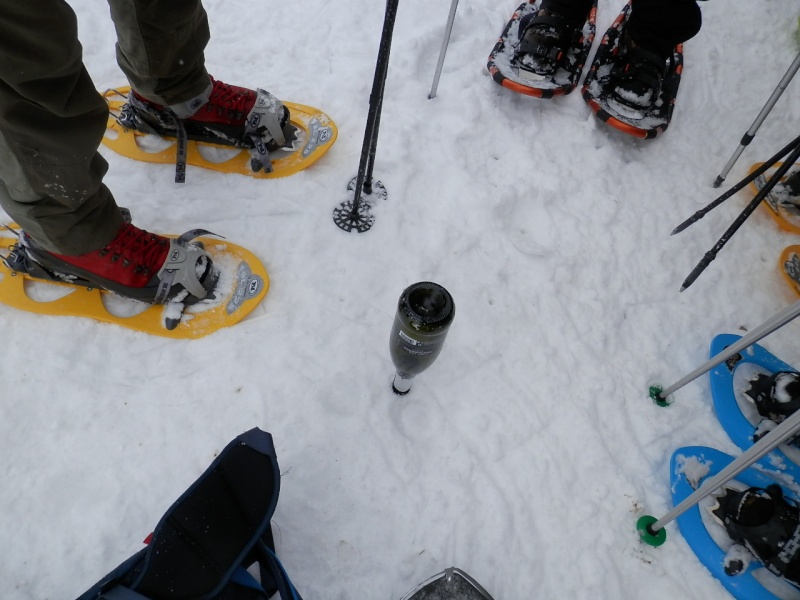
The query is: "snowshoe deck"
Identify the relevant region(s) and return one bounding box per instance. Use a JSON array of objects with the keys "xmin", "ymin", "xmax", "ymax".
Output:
[
  {"xmin": 708, "ymin": 333, "xmax": 800, "ymax": 481},
  {"xmin": 670, "ymin": 446, "xmax": 800, "ymax": 600},
  {"xmin": 487, "ymin": 0, "xmax": 597, "ymax": 98},
  {"xmin": 749, "ymin": 162, "xmax": 800, "ymax": 234},
  {"xmin": 580, "ymin": 2, "xmax": 682, "ymax": 139},
  {"xmin": 0, "ymin": 225, "xmax": 268, "ymax": 339},
  {"xmin": 102, "ymin": 87, "xmax": 337, "ymax": 179},
  {"xmin": 400, "ymin": 567, "xmax": 494, "ymax": 600}
]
